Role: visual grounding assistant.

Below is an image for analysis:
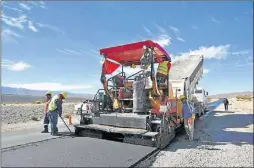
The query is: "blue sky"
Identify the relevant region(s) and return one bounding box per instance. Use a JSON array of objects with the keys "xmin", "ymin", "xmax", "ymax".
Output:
[{"xmin": 1, "ymin": 1, "xmax": 253, "ymax": 95}]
